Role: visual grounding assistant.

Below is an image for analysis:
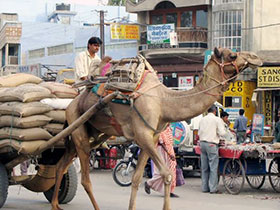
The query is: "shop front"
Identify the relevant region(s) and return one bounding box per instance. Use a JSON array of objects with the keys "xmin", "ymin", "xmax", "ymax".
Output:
[
  {"xmin": 222, "ymin": 80, "xmax": 256, "ymax": 128},
  {"xmin": 253, "ymin": 66, "xmax": 280, "ymax": 134}
]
